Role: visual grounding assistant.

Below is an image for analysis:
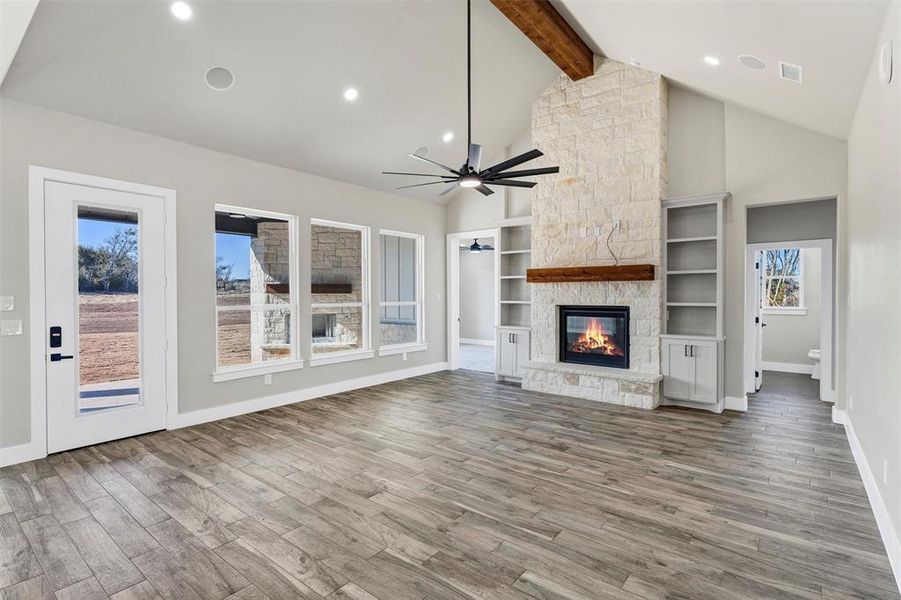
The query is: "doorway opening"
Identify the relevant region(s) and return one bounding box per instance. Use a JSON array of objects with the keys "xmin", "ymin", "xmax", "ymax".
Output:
[
  {"xmin": 446, "ymin": 229, "xmax": 498, "ymax": 373},
  {"xmin": 745, "ymin": 239, "xmax": 833, "ymax": 403}
]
